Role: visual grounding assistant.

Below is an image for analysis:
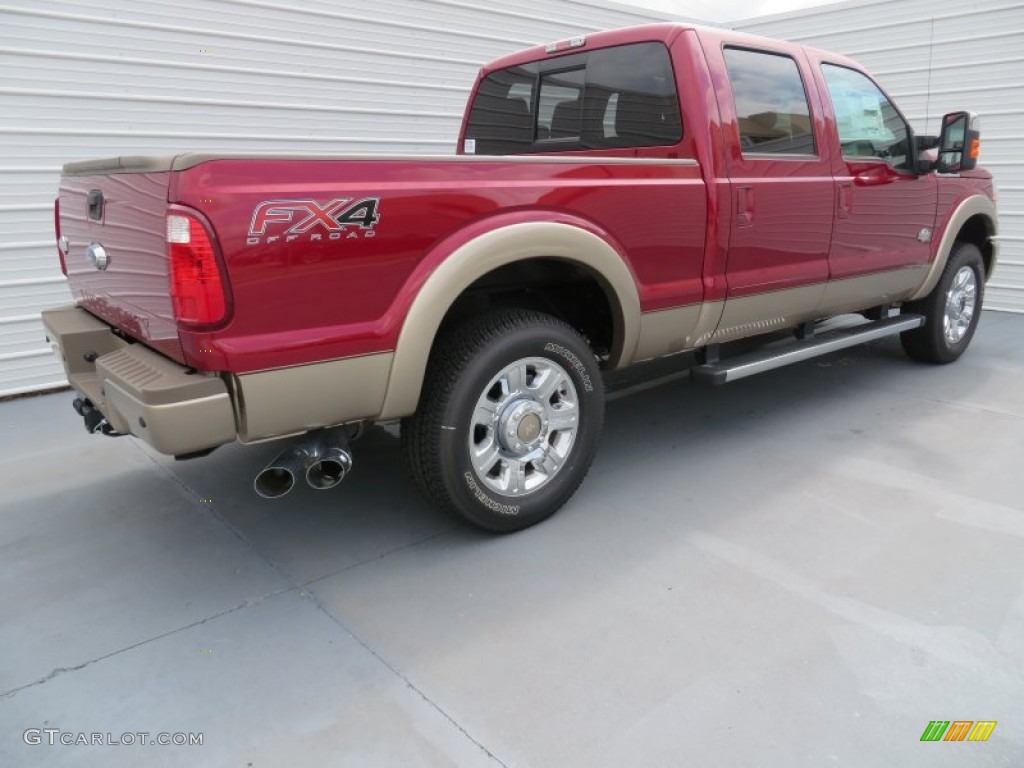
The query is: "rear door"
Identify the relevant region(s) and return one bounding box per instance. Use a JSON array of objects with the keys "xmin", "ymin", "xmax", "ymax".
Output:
[{"xmin": 709, "ymin": 44, "xmax": 835, "ymax": 340}]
